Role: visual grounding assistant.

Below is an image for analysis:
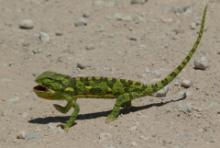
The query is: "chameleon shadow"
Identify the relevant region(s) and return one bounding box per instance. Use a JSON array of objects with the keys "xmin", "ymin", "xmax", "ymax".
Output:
[{"xmin": 29, "ymin": 96, "xmax": 186, "ymax": 125}]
